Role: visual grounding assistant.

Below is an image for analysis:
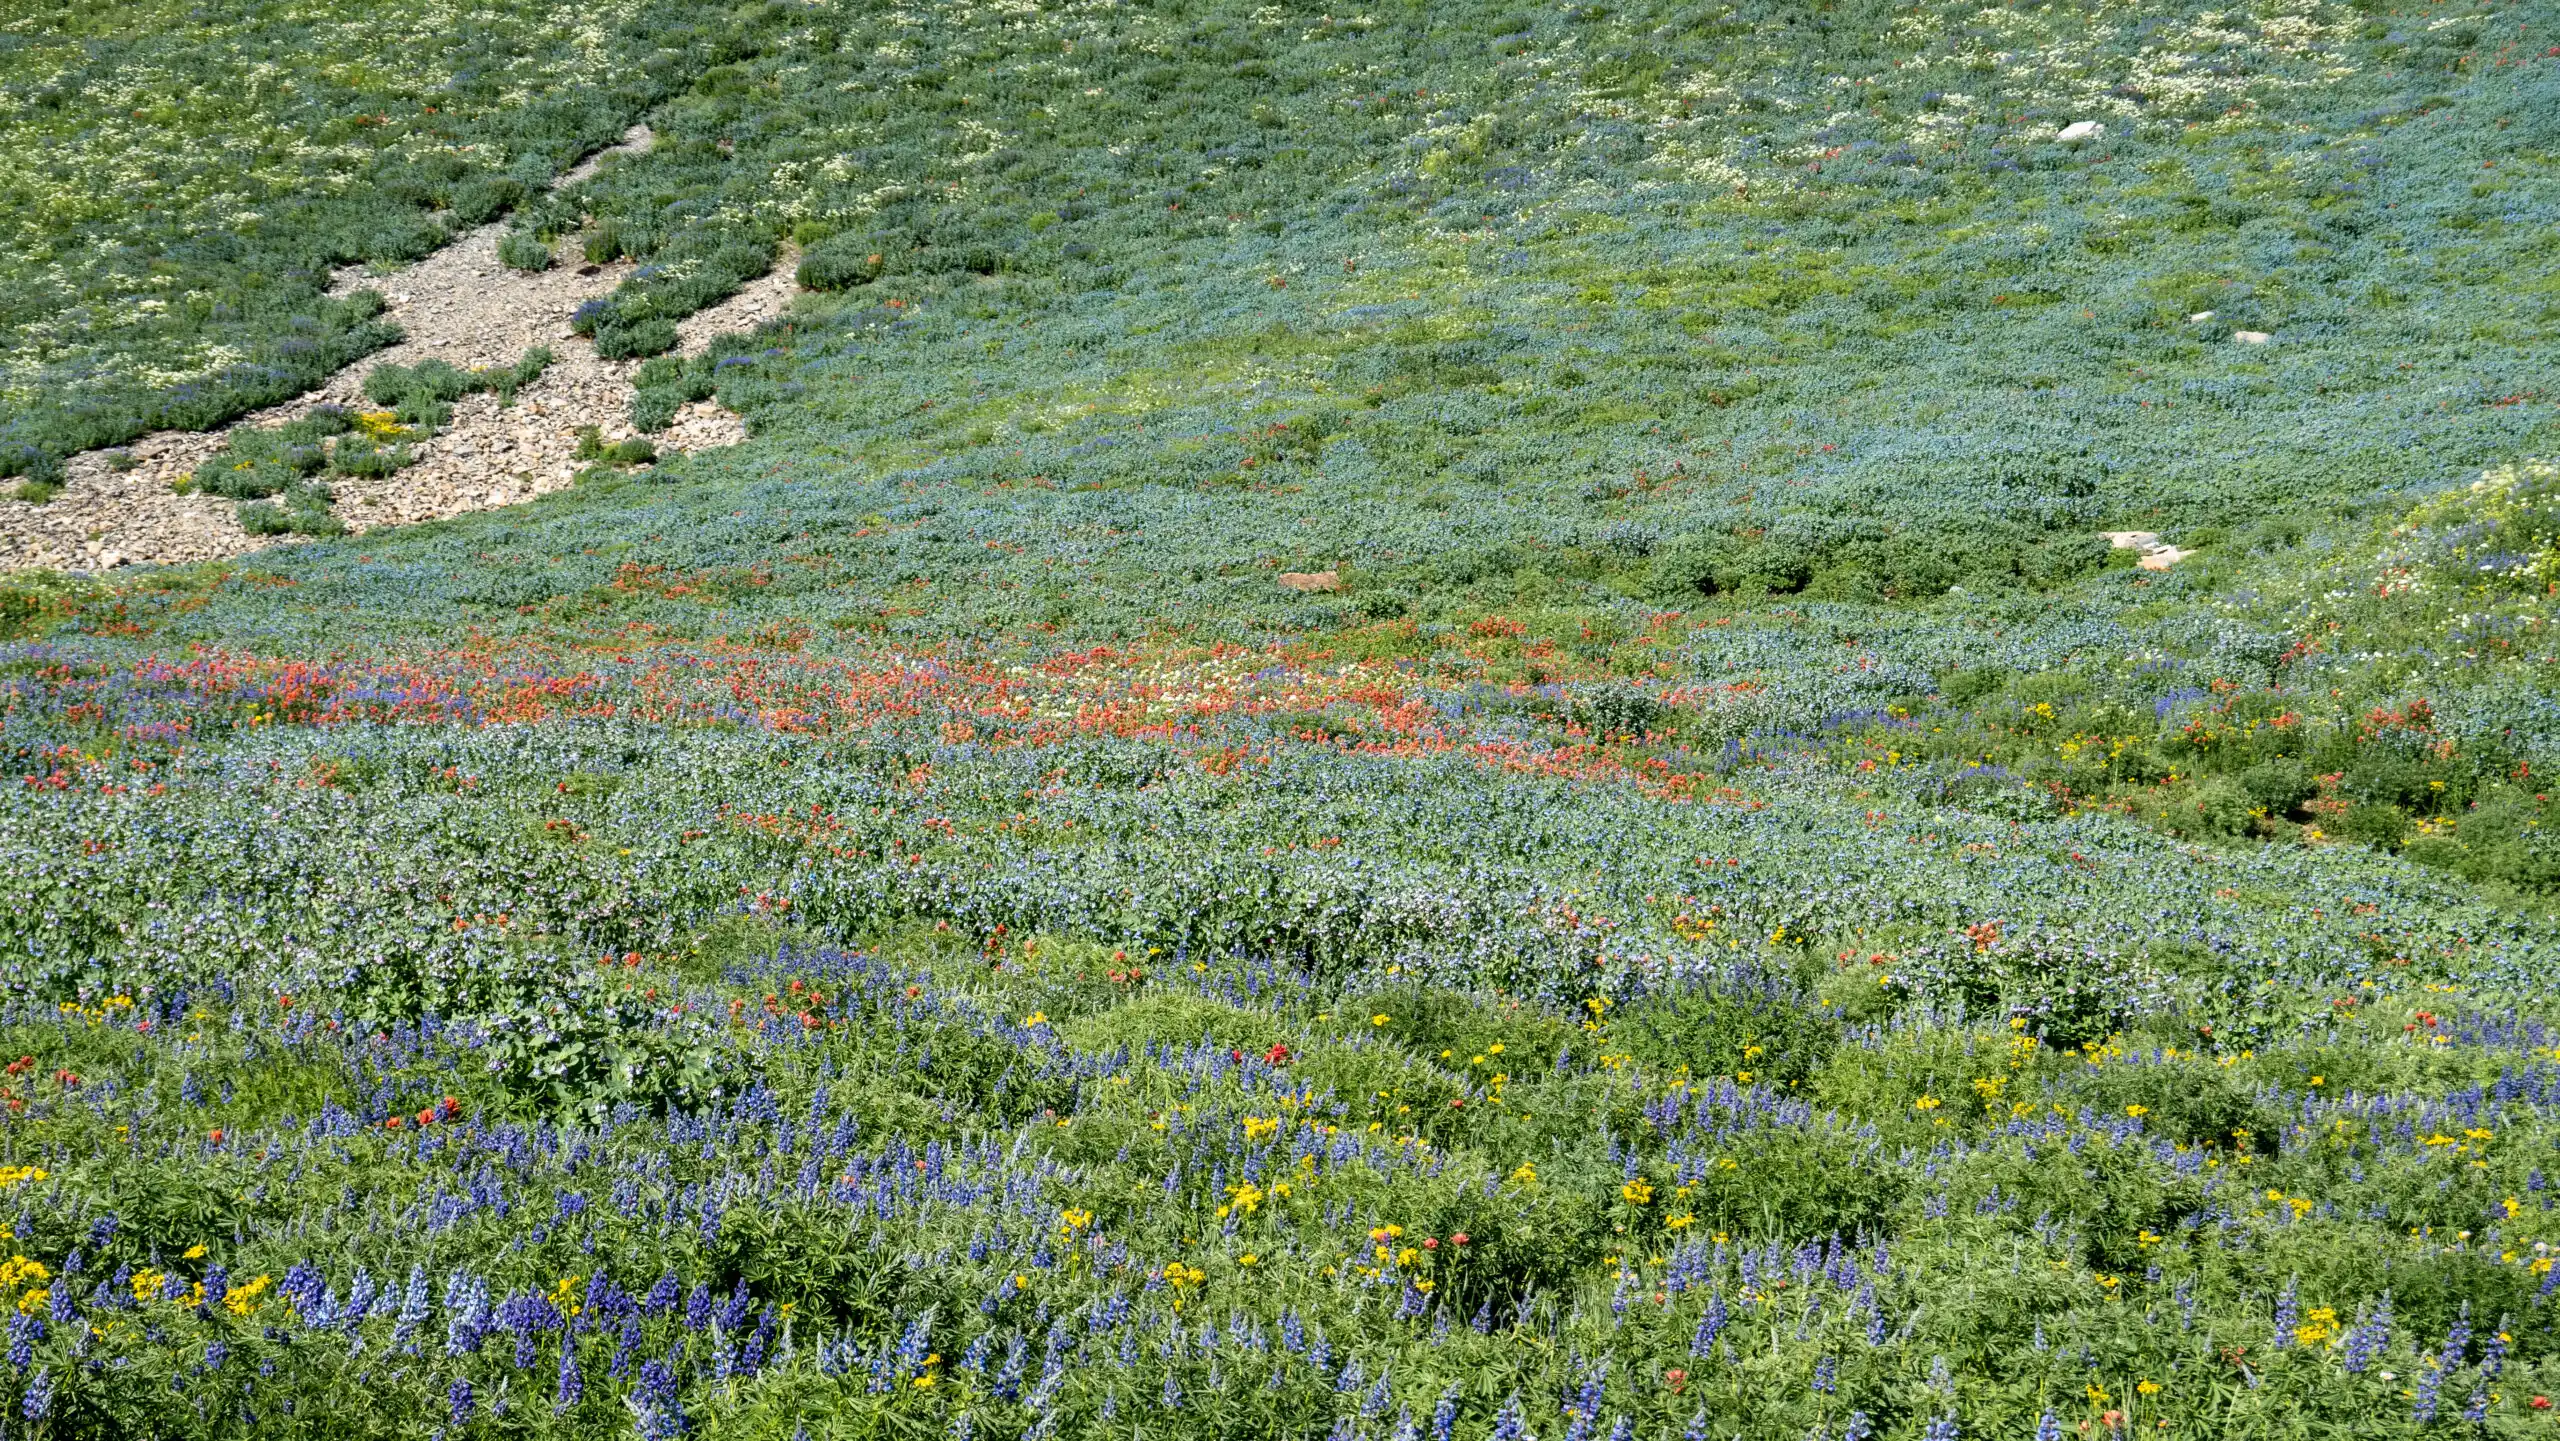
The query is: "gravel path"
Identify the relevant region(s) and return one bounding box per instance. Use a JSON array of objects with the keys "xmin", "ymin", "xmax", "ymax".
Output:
[{"xmin": 0, "ymin": 127, "xmax": 803, "ymax": 574}]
